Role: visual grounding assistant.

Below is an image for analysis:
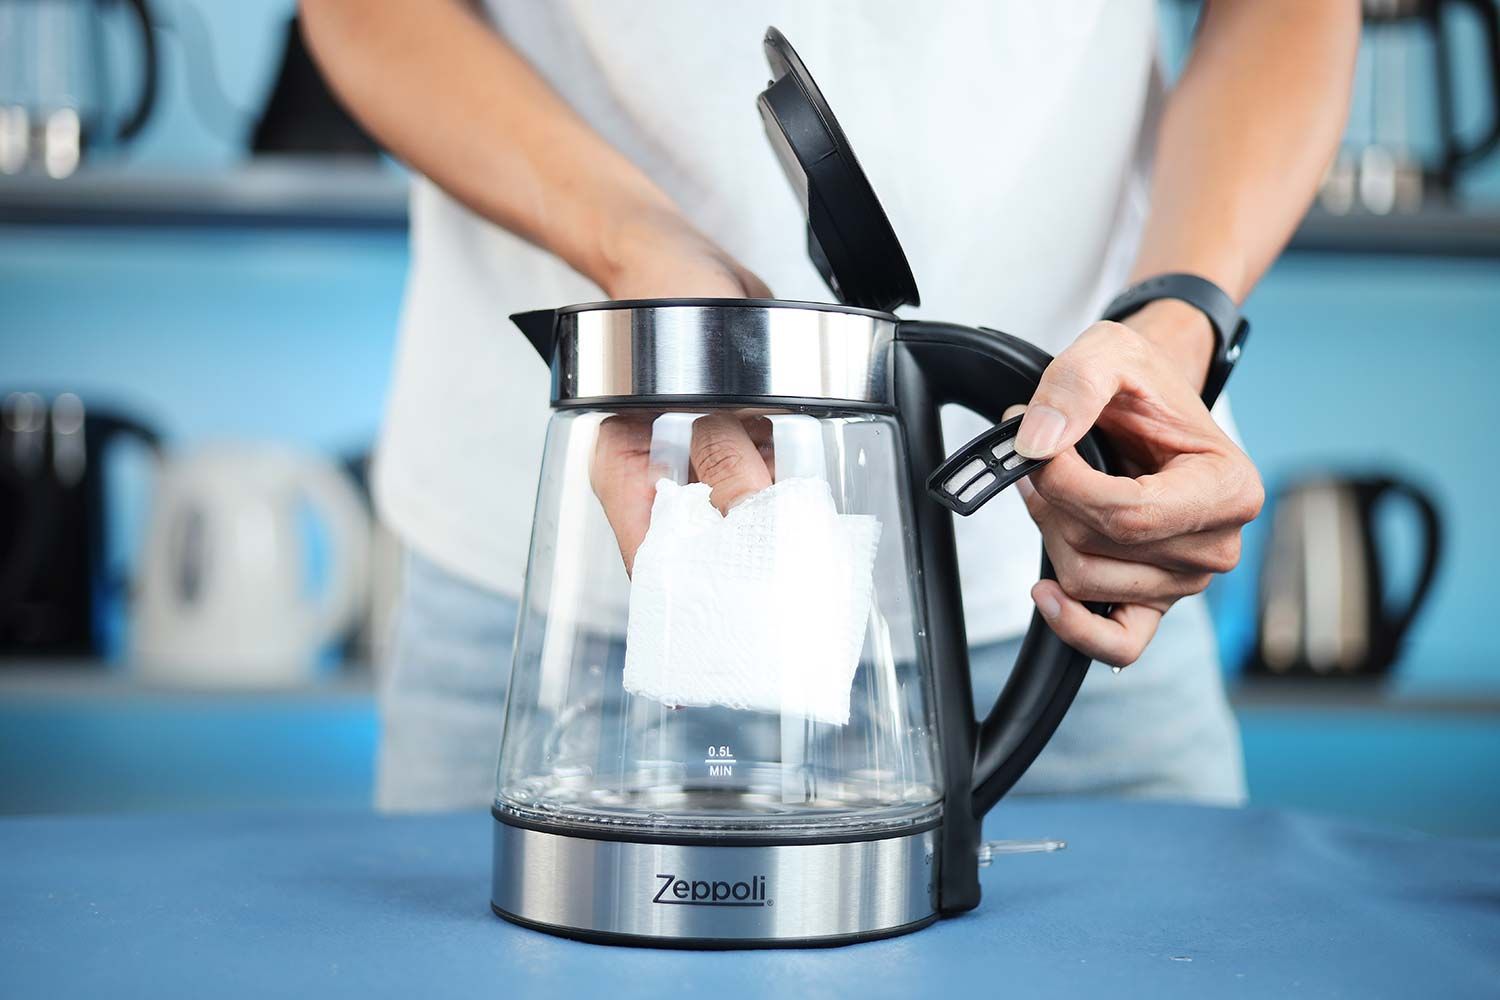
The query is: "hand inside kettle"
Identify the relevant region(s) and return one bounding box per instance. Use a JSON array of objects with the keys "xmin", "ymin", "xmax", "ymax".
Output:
[
  {"xmin": 591, "ymin": 411, "xmax": 775, "ymax": 575},
  {"xmin": 586, "ymin": 219, "xmax": 781, "ymax": 574}
]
